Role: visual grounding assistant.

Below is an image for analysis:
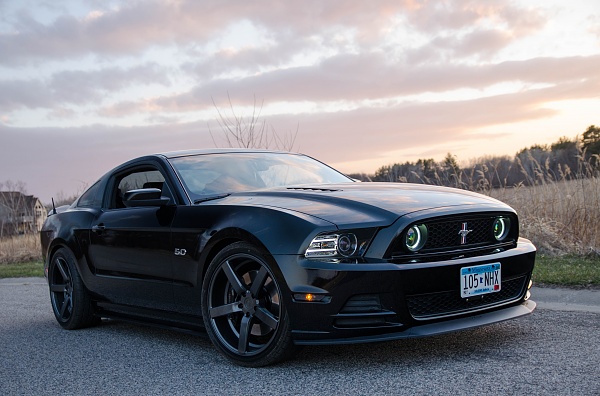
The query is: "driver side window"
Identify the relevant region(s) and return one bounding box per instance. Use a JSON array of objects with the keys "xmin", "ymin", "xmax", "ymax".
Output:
[{"xmin": 110, "ymin": 169, "xmax": 172, "ymax": 209}]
